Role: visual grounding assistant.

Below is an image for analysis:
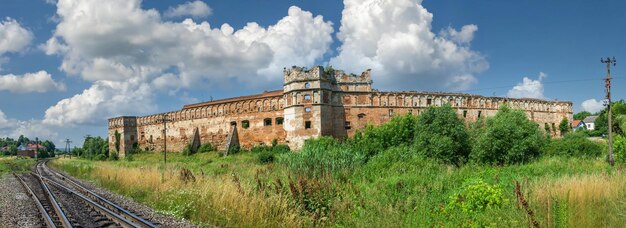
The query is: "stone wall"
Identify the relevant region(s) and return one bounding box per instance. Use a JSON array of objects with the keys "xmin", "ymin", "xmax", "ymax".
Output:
[{"xmin": 108, "ymin": 66, "xmax": 573, "ymax": 156}]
